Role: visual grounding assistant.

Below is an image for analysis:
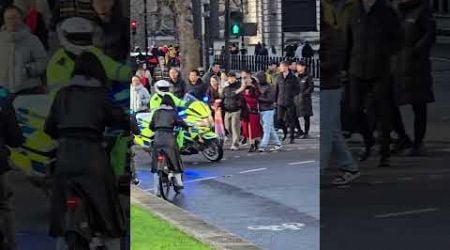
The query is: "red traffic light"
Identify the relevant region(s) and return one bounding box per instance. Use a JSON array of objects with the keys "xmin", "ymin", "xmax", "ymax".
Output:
[{"xmin": 131, "ymin": 20, "xmax": 137, "ymax": 28}]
